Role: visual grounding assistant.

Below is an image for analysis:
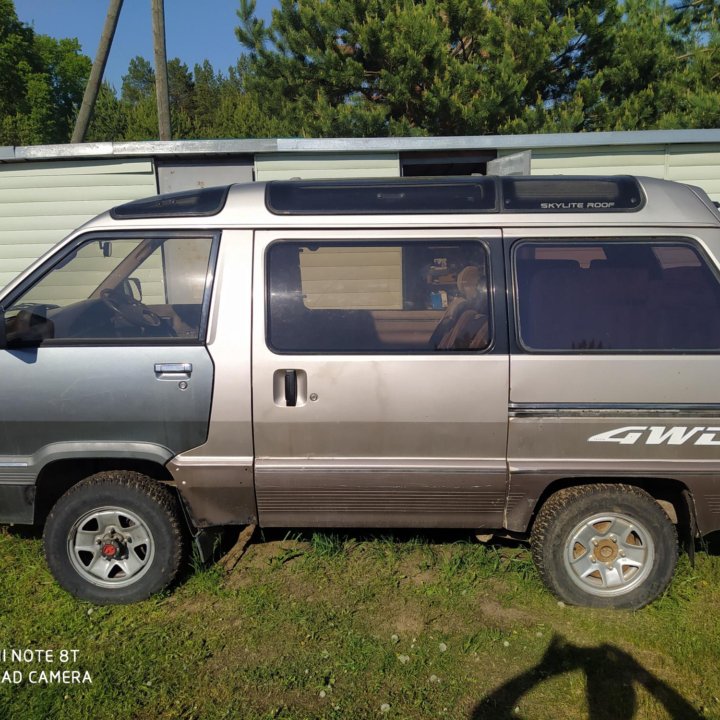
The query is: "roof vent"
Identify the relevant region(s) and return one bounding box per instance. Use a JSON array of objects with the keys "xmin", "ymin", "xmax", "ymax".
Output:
[{"xmin": 111, "ymin": 185, "xmax": 230, "ymax": 219}]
